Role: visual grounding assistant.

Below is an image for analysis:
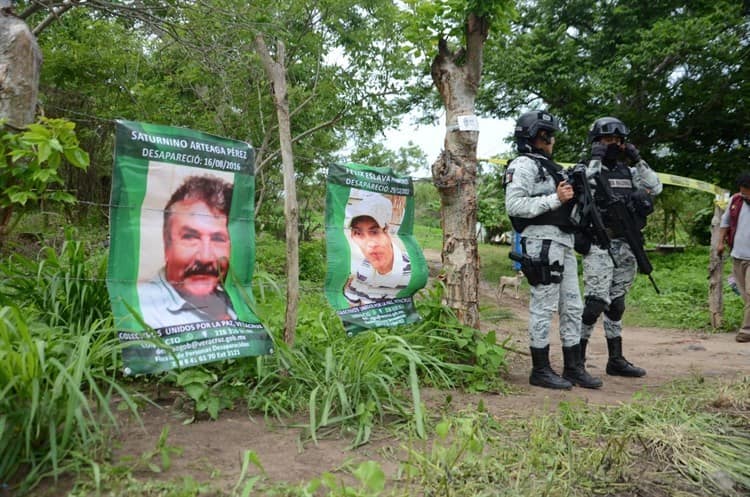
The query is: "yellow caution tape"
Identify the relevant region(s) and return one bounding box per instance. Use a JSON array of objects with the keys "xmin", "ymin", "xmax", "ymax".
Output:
[{"xmin": 482, "ymin": 158, "xmax": 732, "ymax": 208}]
